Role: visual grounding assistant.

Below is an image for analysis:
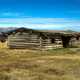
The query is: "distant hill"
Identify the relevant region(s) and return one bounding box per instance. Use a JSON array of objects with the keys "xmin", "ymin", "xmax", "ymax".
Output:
[
  {"xmin": 0, "ymin": 27, "xmax": 17, "ymax": 33},
  {"xmin": 39, "ymin": 29, "xmax": 77, "ymax": 33},
  {"xmin": 0, "ymin": 27, "xmax": 79, "ymax": 35}
]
